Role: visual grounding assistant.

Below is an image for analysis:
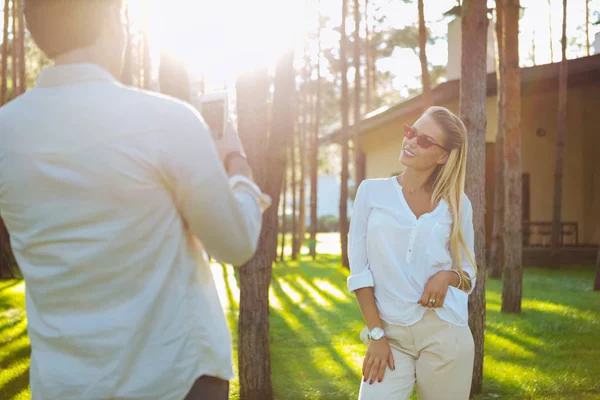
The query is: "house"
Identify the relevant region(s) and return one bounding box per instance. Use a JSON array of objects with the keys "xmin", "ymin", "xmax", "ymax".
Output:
[{"xmin": 324, "ymin": 21, "xmax": 600, "ymax": 264}]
